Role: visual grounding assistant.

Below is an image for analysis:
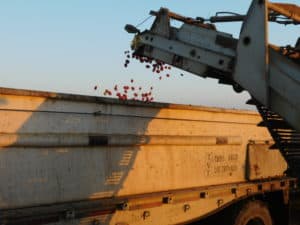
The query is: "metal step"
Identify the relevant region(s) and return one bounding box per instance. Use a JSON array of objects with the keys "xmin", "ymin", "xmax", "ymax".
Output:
[{"xmin": 256, "ymin": 103, "xmax": 300, "ymax": 180}]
